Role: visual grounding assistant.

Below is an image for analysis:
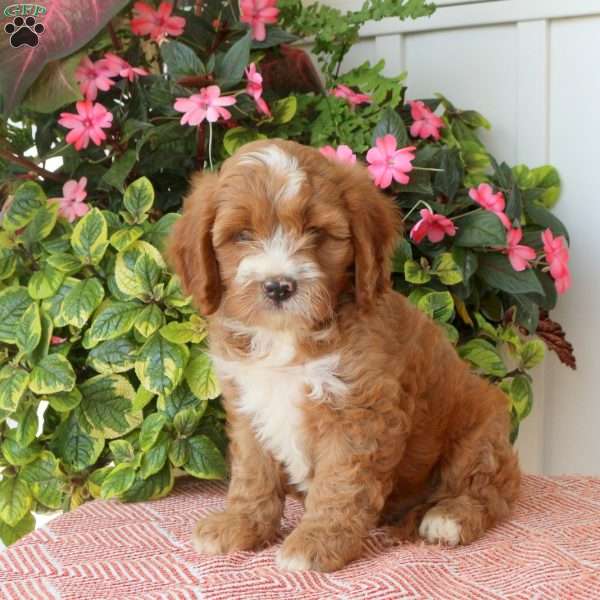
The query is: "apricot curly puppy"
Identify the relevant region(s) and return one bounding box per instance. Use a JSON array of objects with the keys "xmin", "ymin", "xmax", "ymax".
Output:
[{"xmin": 168, "ymin": 139, "xmax": 520, "ymax": 572}]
